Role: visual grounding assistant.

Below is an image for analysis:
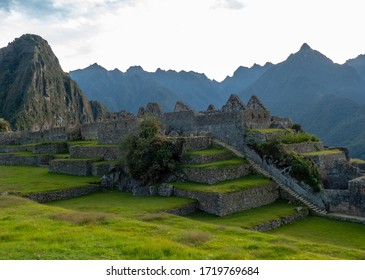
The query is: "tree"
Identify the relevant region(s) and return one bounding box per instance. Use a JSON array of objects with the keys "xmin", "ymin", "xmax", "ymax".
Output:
[{"xmin": 119, "ymin": 117, "xmax": 180, "ymax": 185}]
